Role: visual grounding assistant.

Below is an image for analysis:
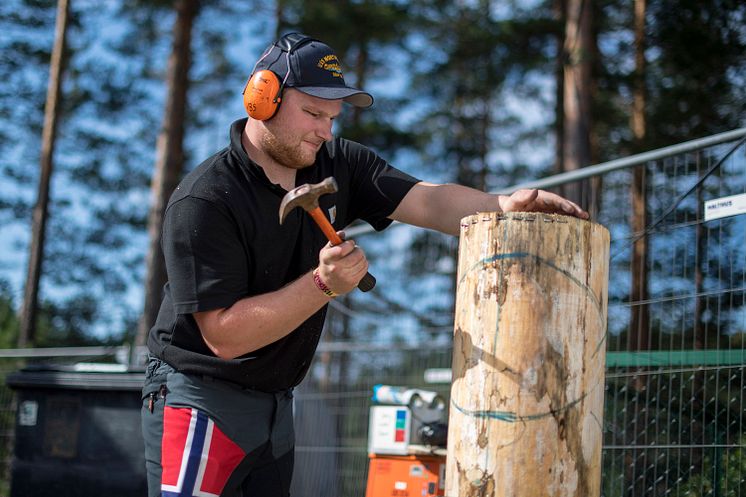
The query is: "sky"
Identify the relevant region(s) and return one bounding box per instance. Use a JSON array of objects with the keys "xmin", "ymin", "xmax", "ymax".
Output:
[{"xmin": 2, "ymin": 1, "xmax": 745, "ymax": 342}]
